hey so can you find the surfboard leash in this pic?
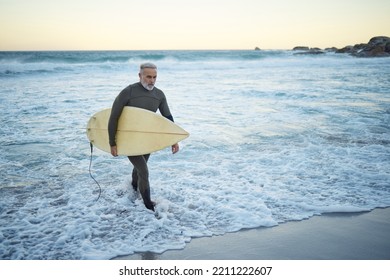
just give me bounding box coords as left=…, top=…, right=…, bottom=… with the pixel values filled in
left=89, top=142, right=102, bottom=202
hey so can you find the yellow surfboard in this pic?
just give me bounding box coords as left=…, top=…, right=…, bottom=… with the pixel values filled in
left=86, top=107, right=189, bottom=156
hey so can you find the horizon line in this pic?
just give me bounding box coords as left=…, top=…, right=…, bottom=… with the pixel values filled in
left=0, top=48, right=288, bottom=52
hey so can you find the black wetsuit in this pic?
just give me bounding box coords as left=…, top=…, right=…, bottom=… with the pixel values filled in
left=108, top=82, right=174, bottom=211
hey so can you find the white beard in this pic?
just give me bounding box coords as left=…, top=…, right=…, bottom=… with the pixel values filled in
left=141, top=81, right=154, bottom=91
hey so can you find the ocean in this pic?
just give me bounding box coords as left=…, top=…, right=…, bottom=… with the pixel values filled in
left=0, top=50, right=389, bottom=259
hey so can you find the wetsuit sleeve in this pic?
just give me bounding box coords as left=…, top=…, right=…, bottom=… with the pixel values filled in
left=165, top=114, right=174, bottom=122
left=159, top=94, right=174, bottom=122
left=108, top=89, right=129, bottom=146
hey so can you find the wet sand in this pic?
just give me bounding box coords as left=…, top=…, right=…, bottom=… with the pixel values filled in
left=115, top=207, right=390, bottom=260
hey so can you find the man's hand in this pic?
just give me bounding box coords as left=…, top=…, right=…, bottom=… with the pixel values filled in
left=111, top=146, right=118, bottom=157
left=172, top=143, right=179, bottom=154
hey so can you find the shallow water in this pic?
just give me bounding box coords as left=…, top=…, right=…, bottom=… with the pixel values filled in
left=1, top=50, right=389, bottom=259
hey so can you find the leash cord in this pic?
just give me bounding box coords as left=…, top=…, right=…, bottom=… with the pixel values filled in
left=89, top=142, right=102, bottom=202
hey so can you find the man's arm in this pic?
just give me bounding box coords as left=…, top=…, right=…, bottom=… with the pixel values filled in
left=108, top=89, right=129, bottom=155
left=158, top=94, right=179, bottom=154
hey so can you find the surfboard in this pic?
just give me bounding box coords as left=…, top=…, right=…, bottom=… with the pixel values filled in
left=86, top=107, right=189, bottom=156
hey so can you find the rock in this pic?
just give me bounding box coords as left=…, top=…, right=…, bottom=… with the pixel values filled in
left=368, top=46, right=385, bottom=56
left=334, top=36, right=390, bottom=57
left=368, top=36, right=390, bottom=46
left=254, top=47, right=261, bottom=51
left=355, top=36, right=390, bottom=57
left=293, top=47, right=324, bottom=55
left=325, top=47, right=338, bottom=52
left=336, top=45, right=354, bottom=53
left=294, top=50, right=325, bottom=55
left=385, top=42, right=390, bottom=53
left=292, top=36, right=390, bottom=57
left=293, top=46, right=310, bottom=51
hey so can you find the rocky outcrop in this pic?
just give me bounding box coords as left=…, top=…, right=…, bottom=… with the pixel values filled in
left=293, top=47, right=324, bottom=55
left=292, top=36, right=390, bottom=57
left=293, top=46, right=310, bottom=51
left=337, top=36, right=390, bottom=57
left=294, top=50, right=325, bottom=55
left=324, top=47, right=338, bottom=52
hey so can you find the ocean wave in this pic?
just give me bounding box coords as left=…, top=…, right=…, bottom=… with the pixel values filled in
left=0, top=50, right=280, bottom=77
left=0, top=51, right=132, bottom=64
left=0, top=68, right=56, bottom=77
left=0, top=49, right=312, bottom=66
left=0, top=50, right=368, bottom=78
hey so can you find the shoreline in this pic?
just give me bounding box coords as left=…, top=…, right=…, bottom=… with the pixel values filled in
left=114, top=207, right=390, bottom=260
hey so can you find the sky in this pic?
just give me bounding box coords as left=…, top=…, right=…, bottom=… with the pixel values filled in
left=1, top=0, right=389, bottom=51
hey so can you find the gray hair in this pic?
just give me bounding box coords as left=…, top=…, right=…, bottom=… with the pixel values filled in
left=140, top=62, right=157, bottom=73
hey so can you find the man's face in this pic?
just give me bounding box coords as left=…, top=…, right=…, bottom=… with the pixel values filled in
left=139, top=68, right=157, bottom=91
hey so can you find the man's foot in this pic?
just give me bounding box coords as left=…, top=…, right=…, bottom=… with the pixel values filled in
left=144, top=200, right=156, bottom=212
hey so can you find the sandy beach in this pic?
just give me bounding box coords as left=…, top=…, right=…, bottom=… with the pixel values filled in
left=115, top=207, right=390, bottom=260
